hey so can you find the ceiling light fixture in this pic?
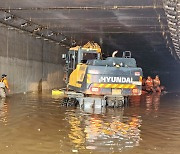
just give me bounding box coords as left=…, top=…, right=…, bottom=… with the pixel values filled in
left=21, top=22, right=28, bottom=27
left=4, top=15, right=13, bottom=21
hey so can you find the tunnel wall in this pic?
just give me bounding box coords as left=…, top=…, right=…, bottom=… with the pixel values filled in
left=0, top=24, right=66, bottom=94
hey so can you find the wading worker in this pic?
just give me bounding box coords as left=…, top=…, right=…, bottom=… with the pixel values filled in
left=145, top=76, right=155, bottom=93
left=153, top=75, right=161, bottom=92
left=0, top=74, right=10, bottom=98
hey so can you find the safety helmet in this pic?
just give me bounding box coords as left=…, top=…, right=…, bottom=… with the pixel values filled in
left=2, top=74, right=7, bottom=78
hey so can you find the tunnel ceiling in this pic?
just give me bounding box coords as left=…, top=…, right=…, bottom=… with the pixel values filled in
left=0, top=0, right=180, bottom=67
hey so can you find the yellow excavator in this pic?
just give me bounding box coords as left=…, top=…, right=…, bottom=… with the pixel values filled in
left=61, top=41, right=143, bottom=107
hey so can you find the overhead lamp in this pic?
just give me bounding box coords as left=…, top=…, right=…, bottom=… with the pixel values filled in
left=21, top=22, right=28, bottom=27
left=4, top=15, right=13, bottom=21
left=167, top=14, right=176, bottom=19
left=168, top=20, right=176, bottom=26
left=170, top=32, right=177, bottom=37
left=33, top=27, right=41, bottom=32
left=61, top=38, right=67, bottom=42
left=165, top=5, right=174, bottom=11
left=169, top=27, right=176, bottom=31
left=173, top=42, right=179, bottom=47
left=172, top=38, right=178, bottom=41
left=47, top=32, right=53, bottom=37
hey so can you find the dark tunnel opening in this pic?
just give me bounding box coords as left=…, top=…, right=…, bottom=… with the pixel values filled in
left=83, top=33, right=180, bottom=92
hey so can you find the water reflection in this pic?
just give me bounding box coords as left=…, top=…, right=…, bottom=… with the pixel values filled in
left=0, top=91, right=179, bottom=153
left=66, top=108, right=142, bottom=152
left=145, top=93, right=161, bottom=114
left=0, top=98, right=8, bottom=125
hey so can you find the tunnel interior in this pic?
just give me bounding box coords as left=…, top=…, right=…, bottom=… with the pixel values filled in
left=0, top=0, right=180, bottom=92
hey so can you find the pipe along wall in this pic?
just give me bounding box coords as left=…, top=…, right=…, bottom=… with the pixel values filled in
left=0, top=24, right=66, bottom=94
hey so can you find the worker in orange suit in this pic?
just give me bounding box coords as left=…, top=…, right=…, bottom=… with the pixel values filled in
left=145, top=76, right=155, bottom=93
left=153, top=75, right=161, bottom=93
left=0, top=74, right=10, bottom=98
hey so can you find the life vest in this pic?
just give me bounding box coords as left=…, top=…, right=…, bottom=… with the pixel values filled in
left=146, top=79, right=153, bottom=87
left=0, top=79, right=5, bottom=88
left=0, top=78, right=9, bottom=89
left=153, top=78, right=160, bottom=87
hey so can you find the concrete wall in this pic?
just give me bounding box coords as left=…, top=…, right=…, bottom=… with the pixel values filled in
left=0, top=24, right=67, bottom=94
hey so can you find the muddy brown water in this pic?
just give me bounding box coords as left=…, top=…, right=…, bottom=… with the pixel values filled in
left=0, top=91, right=180, bottom=154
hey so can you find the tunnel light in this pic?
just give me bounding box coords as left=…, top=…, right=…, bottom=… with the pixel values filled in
left=170, top=32, right=178, bottom=37
left=165, top=5, right=175, bottom=11
left=172, top=38, right=178, bottom=43
left=168, top=20, right=176, bottom=26
left=174, top=43, right=180, bottom=47
left=174, top=46, right=180, bottom=50
left=47, top=32, right=53, bottom=37
left=173, top=42, right=179, bottom=47
left=61, top=38, right=67, bottom=42
left=169, top=27, right=177, bottom=31
left=175, top=47, right=179, bottom=51
left=168, top=19, right=177, bottom=24
left=4, top=15, right=13, bottom=21
left=21, top=22, right=28, bottom=27
left=33, top=27, right=41, bottom=32
left=174, top=49, right=180, bottom=53
left=44, top=38, right=48, bottom=41
left=167, top=14, right=176, bottom=19
left=169, top=24, right=177, bottom=29
left=175, top=51, right=180, bottom=55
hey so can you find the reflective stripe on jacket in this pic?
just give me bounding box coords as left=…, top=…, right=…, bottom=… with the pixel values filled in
left=0, top=78, right=9, bottom=89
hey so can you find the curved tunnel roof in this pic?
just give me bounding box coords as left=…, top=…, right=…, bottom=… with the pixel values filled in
left=0, top=0, right=179, bottom=66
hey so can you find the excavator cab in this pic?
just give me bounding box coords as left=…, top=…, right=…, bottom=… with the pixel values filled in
left=62, top=42, right=101, bottom=83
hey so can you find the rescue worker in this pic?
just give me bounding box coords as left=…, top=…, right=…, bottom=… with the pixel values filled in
left=0, top=74, right=10, bottom=98
left=153, top=75, right=161, bottom=93
left=145, top=76, right=155, bottom=93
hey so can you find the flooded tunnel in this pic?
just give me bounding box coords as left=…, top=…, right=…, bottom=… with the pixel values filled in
left=0, top=0, right=180, bottom=154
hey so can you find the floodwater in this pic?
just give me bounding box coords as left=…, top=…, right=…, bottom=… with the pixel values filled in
left=0, top=91, right=180, bottom=154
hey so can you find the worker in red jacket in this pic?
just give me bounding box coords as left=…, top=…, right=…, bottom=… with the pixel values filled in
left=153, top=75, right=161, bottom=92
left=145, top=76, right=155, bottom=93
